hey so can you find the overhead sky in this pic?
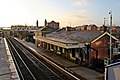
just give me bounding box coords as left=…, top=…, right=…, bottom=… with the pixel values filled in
left=0, top=0, right=120, bottom=28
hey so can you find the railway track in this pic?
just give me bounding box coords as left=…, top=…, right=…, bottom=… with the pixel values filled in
left=6, top=37, right=81, bottom=80
left=6, top=37, right=62, bottom=80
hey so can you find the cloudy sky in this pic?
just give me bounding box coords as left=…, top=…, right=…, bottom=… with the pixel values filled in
left=0, top=0, right=120, bottom=28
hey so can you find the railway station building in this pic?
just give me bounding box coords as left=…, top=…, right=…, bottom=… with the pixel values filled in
left=34, top=28, right=118, bottom=70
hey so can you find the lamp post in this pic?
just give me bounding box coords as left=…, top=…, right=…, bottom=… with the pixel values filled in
left=109, top=11, right=112, bottom=63
left=104, top=18, right=107, bottom=26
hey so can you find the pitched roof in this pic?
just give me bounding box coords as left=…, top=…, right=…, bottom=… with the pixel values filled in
left=46, top=30, right=104, bottom=43
left=91, top=32, right=118, bottom=43
left=46, top=30, right=119, bottom=43
left=40, top=26, right=57, bottom=32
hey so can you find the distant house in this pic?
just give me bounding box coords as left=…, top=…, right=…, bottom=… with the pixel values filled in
left=88, top=24, right=97, bottom=30
left=111, top=26, right=120, bottom=39
left=99, top=25, right=108, bottom=32
left=80, top=25, right=88, bottom=30
left=76, top=24, right=97, bottom=31
left=44, top=19, right=59, bottom=29
left=62, top=26, right=76, bottom=31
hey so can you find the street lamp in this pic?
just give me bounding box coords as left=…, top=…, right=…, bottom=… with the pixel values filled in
left=109, top=11, right=112, bottom=63
left=104, top=18, right=107, bottom=26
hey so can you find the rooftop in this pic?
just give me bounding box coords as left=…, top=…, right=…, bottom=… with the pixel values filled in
left=46, top=37, right=78, bottom=44
left=46, top=30, right=104, bottom=43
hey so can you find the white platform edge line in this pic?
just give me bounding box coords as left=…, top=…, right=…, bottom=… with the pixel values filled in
left=4, top=38, right=20, bottom=80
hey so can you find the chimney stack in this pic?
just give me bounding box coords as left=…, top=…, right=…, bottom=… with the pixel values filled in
left=44, top=19, right=47, bottom=27
left=36, top=20, right=39, bottom=28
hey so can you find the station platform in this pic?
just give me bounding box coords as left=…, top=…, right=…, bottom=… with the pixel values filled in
left=0, top=38, right=19, bottom=80
left=0, top=38, right=11, bottom=80
left=19, top=39, right=104, bottom=80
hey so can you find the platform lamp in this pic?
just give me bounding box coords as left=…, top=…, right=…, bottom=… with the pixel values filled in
left=104, top=18, right=108, bottom=26
left=109, top=11, right=112, bottom=63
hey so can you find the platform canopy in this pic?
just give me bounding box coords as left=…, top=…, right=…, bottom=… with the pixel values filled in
left=37, top=37, right=85, bottom=49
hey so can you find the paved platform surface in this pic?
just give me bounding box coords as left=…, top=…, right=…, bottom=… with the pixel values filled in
left=20, top=40, right=104, bottom=80
left=0, top=38, right=11, bottom=80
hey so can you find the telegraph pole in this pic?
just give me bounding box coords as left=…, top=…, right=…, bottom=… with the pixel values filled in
left=109, top=11, right=112, bottom=63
